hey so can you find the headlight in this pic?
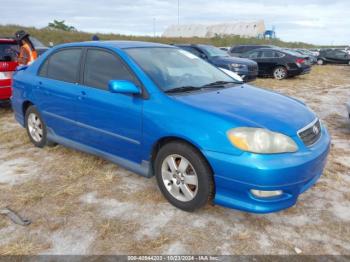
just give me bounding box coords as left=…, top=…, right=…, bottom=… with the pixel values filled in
left=227, top=127, right=298, bottom=154
left=230, top=63, right=247, bottom=70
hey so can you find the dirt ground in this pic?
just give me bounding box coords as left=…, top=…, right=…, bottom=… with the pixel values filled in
left=0, top=65, right=349, bottom=255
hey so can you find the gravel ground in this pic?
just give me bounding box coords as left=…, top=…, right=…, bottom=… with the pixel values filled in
left=0, top=65, right=349, bottom=255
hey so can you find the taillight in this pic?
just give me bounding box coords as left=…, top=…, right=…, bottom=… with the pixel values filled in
left=296, top=58, right=305, bottom=65
left=0, top=71, right=13, bottom=80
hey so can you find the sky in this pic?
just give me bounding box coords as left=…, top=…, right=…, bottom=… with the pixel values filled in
left=2, top=0, right=349, bottom=45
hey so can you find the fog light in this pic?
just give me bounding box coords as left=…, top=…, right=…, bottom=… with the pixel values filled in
left=251, top=189, right=283, bottom=198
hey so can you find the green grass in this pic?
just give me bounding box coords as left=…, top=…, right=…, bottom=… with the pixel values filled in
left=1, top=24, right=318, bottom=48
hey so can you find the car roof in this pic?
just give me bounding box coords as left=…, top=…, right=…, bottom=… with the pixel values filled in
left=57, top=40, right=172, bottom=50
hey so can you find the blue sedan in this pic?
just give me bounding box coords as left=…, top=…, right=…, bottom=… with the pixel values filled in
left=11, top=41, right=330, bottom=213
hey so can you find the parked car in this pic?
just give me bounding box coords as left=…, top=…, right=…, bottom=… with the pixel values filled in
left=12, top=41, right=330, bottom=213
left=229, top=45, right=276, bottom=57
left=175, top=44, right=258, bottom=82
left=0, top=37, right=19, bottom=103
left=29, top=36, right=49, bottom=56
left=219, top=47, right=229, bottom=52
left=241, top=48, right=311, bottom=80
left=317, top=49, right=350, bottom=65
left=293, top=49, right=317, bottom=64
left=309, top=49, right=320, bottom=57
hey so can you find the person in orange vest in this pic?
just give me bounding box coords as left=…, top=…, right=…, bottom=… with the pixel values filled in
left=15, top=30, right=38, bottom=65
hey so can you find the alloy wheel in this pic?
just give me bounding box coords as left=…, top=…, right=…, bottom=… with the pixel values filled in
left=161, top=154, right=198, bottom=202
left=27, top=113, right=43, bottom=143
left=274, top=68, right=286, bottom=80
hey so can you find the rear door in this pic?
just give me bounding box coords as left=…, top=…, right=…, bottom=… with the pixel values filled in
left=34, top=47, right=83, bottom=140
left=74, top=47, right=143, bottom=163
left=257, top=50, right=277, bottom=75
left=331, top=50, right=349, bottom=64
left=245, top=50, right=262, bottom=74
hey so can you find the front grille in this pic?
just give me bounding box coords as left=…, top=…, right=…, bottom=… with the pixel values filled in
left=298, top=119, right=321, bottom=146
left=247, top=64, right=258, bottom=73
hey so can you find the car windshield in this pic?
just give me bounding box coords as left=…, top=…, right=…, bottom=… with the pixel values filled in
left=125, top=47, right=239, bottom=92
left=199, top=45, right=228, bottom=57
left=29, top=37, right=47, bottom=48
left=0, top=42, right=19, bottom=62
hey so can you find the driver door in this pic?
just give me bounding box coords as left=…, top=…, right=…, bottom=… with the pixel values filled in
left=74, top=48, right=143, bottom=163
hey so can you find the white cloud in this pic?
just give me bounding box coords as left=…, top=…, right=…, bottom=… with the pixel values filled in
left=1, top=0, right=349, bottom=45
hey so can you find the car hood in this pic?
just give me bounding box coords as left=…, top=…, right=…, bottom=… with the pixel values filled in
left=211, top=56, right=257, bottom=66
left=172, top=84, right=316, bottom=136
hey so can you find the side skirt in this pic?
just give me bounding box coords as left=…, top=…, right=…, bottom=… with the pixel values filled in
left=47, top=129, right=152, bottom=178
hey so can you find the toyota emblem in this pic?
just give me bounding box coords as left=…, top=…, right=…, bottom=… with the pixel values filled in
left=312, top=125, right=319, bottom=135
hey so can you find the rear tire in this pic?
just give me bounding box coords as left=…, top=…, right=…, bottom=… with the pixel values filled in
left=25, top=106, right=55, bottom=148
left=273, top=66, right=287, bottom=80
left=154, top=141, right=214, bottom=212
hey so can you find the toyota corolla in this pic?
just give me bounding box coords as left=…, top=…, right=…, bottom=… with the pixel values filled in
left=11, top=41, right=330, bottom=213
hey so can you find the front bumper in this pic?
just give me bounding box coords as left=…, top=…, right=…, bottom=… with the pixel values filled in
left=203, top=127, right=330, bottom=213
left=234, top=69, right=258, bottom=82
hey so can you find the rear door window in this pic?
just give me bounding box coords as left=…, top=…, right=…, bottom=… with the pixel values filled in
left=83, top=49, right=137, bottom=90
left=0, top=42, right=19, bottom=62
left=45, top=48, right=82, bottom=83
left=231, top=46, right=244, bottom=53
left=333, top=50, right=347, bottom=59
left=261, top=50, right=275, bottom=58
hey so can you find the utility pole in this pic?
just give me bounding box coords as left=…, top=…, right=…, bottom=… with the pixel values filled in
left=153, top=18, right=156, bottom=37
left=177, top=0, right=180, bottom=25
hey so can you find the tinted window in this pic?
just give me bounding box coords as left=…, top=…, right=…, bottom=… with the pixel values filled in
left=39, top=59, right=48, bottom=77
left=333, top=50, right=347, bottom=59
left=261, top=50, right=275, bottom=58
left=275, top=52, right=285, bottom=58
left=247, top=51, right=259, bottom=59
left=0, top=42, right=19, bottom=62
left=231, top=46, right=244, bottom=53
left=83, top=49, right=136, bottom=90
left=179, top=46, right=203, bottom=57
left=47, top=48, right=82, bottom=83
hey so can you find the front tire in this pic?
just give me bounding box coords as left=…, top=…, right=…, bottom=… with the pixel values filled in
left=155, top=142, right=214, bottom=212
left=25, top=106, right=49, bottom=148
left=317, top=59, right=324, bottom=65
left=273, top=66, right=287, bottom=80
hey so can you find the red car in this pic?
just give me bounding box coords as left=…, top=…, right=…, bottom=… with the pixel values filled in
left=0, top=38, right=19, bottom=103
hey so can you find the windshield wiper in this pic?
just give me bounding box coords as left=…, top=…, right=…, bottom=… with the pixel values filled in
left=201, top=81, right=237, bottom=88
left=165, top=86, right=201, bottom=93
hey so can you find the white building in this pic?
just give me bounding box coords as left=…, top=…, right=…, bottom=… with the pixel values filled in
left=163, top=20, right=266, bottom=38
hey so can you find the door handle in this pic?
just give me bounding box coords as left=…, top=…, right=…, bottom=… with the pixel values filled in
left=36, top=81, right=42, bottom=89
left=78, top=91, right=86, bottom=100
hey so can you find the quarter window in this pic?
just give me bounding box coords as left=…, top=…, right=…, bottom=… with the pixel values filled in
left=83, top=49, right=137, bottom=90
left=45, top=48, right=82, bottom=83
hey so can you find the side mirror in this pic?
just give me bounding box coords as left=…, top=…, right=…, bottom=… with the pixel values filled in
left=108, top=80, right=141, bottom=95
left=200, top=53, right=208, bottom=60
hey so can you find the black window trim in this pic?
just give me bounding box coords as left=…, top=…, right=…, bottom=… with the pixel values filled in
left=37, top=47, right=84, bottom=84
left=80, top=46, right=149, bottom=99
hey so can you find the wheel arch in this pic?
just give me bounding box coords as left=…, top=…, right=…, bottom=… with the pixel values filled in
left=22, top=100, right=34, bottom=117
left=150, top=136, right=214, bottom=177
